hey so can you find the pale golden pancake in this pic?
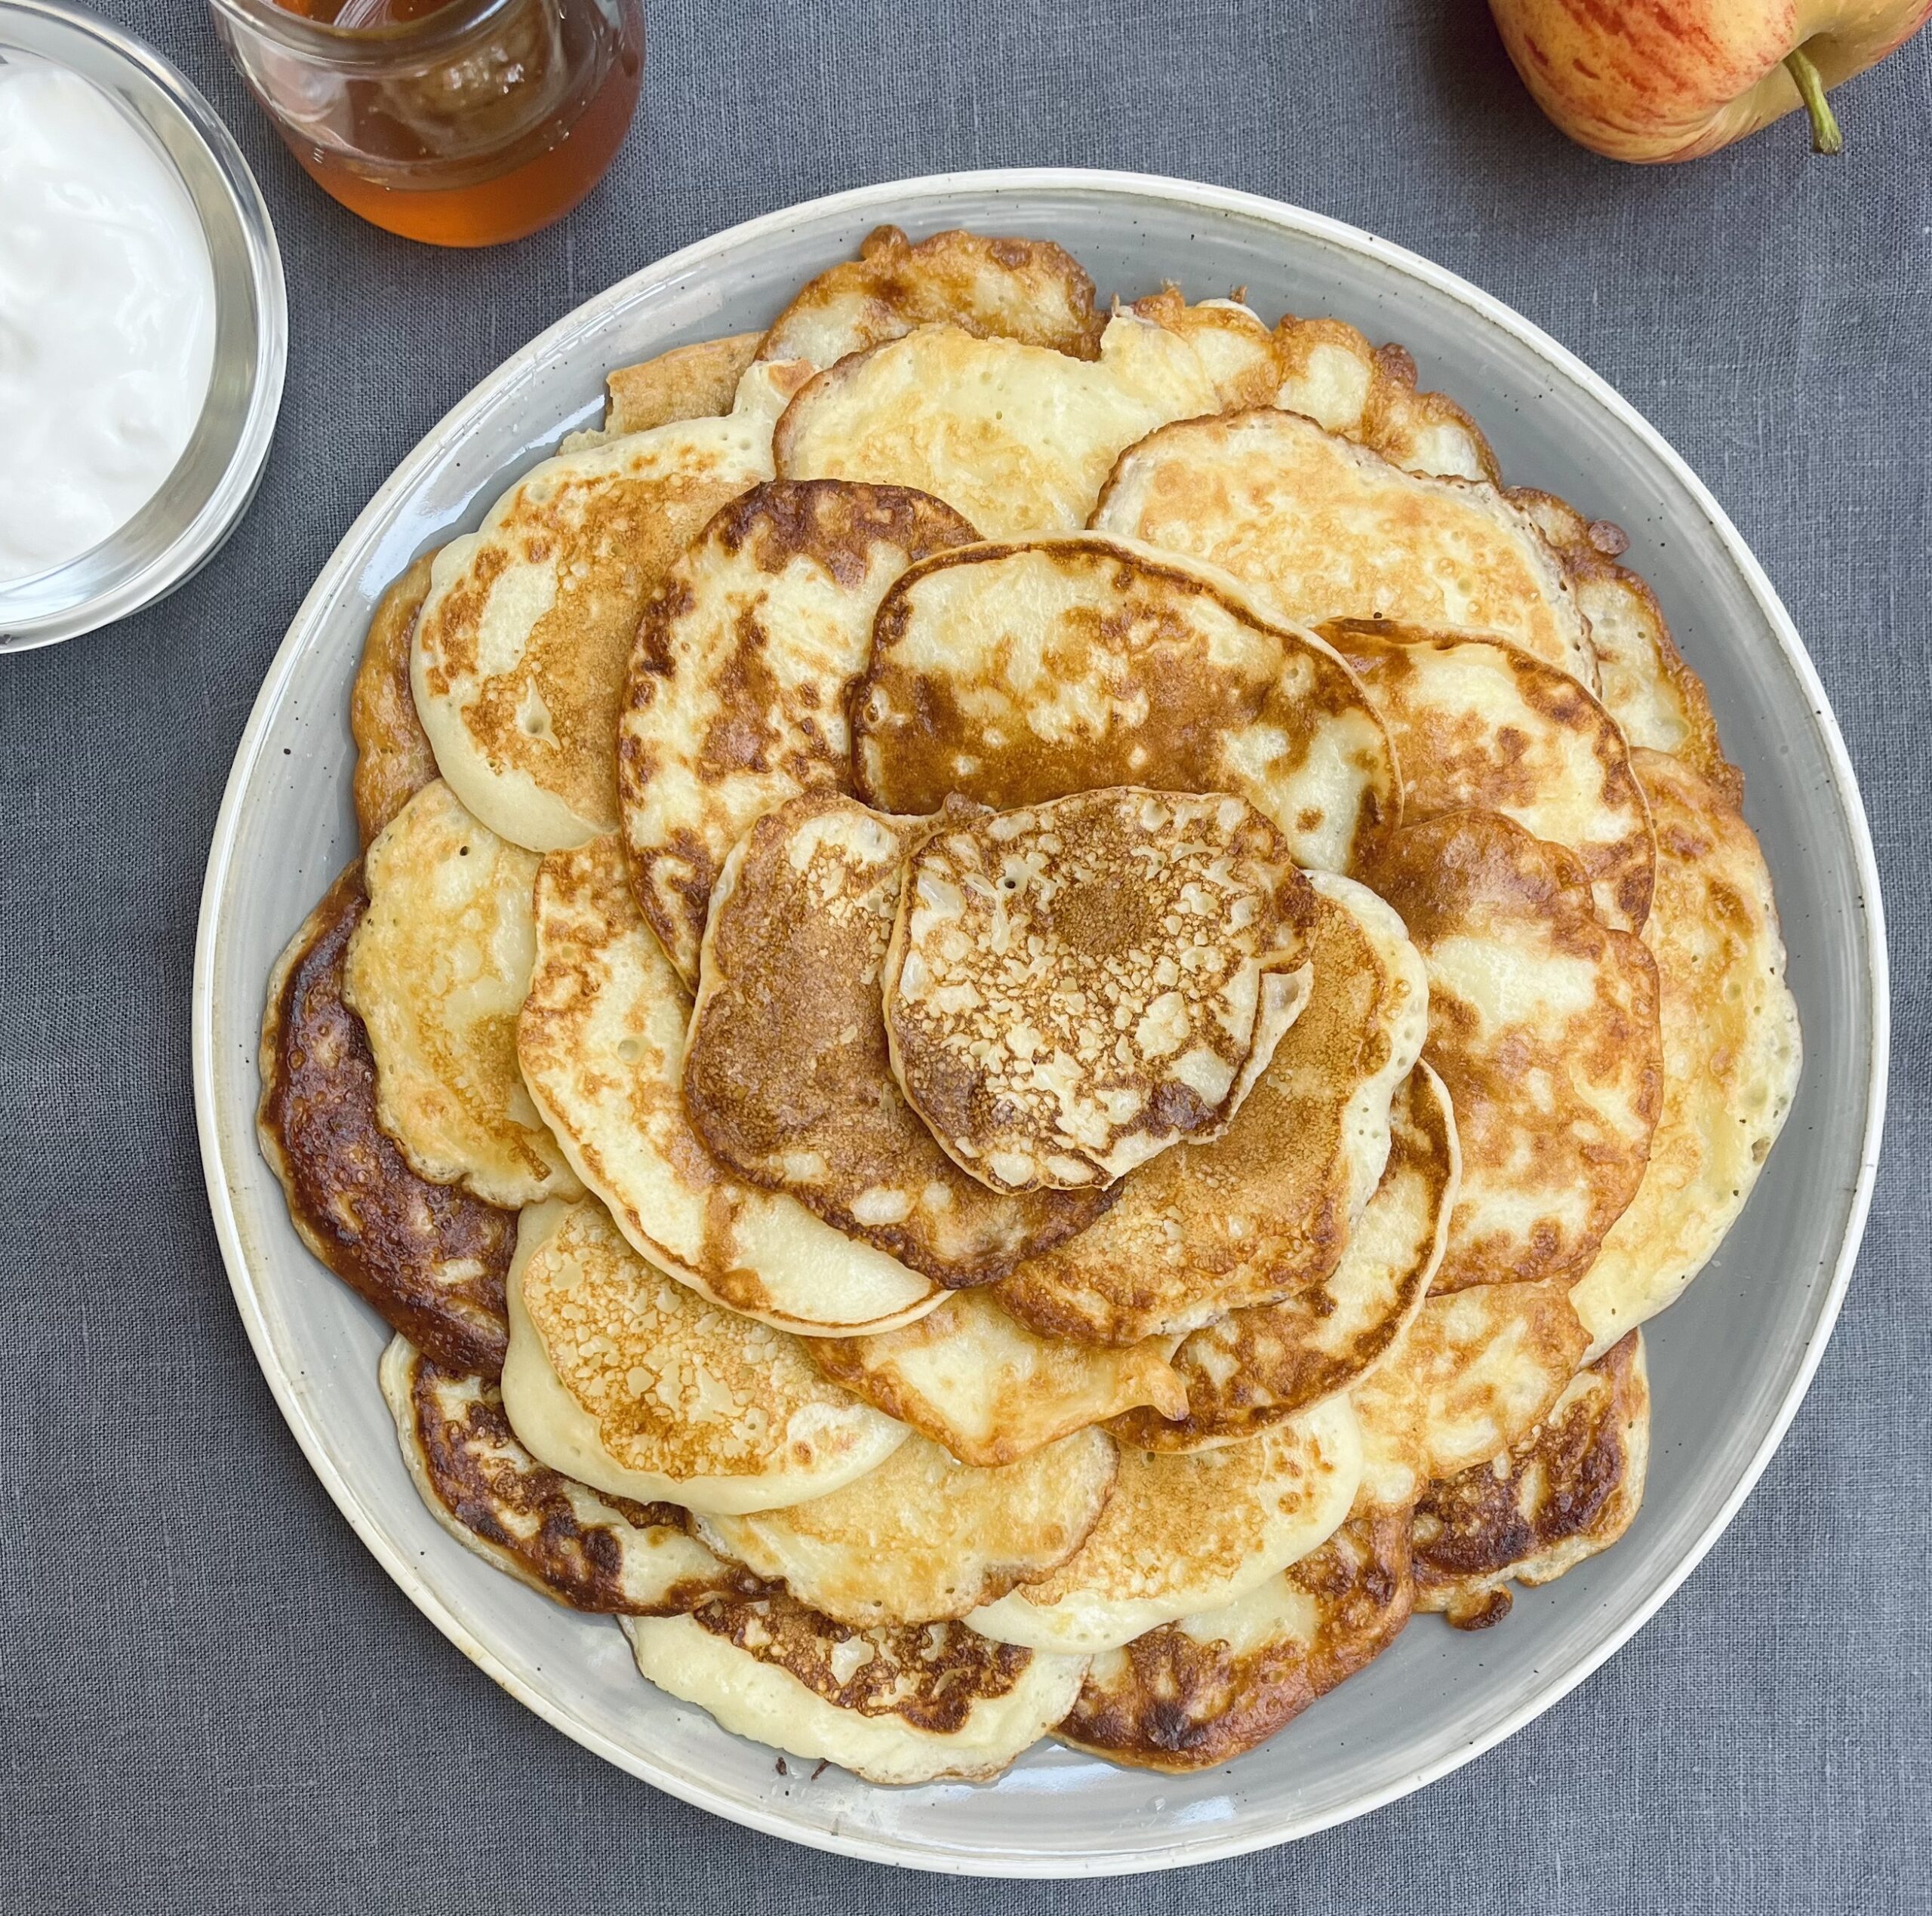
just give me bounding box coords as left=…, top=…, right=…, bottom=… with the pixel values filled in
left=884, top=788, right=1318, bottom=1192
left=1055, top=1508, right=1414, bottom=1770
left=349, top=555, right=439, bottom=847
left=1091, top=407, right=1595, bottom=687
left=1414, top=1330, right=1649, bottom=1628
left=683, top=794, right=1110, bottom=1282
left=1349, top=1278, right=1589, bottom=1514
left=379, top=1335, right=747, bottom=1613
left=345, top=781, right=580, bottom=1210
left=695, top=1427, right=1118, bottom=1626
left=411, top=358, right=811, bottom=853
left=602, top=332, right=764, bottom=437
left=622, top=1597, right=1086, bottom=1785
left=1111, top=1061, right=1457, bottom=1452
left=811, top=1289, right=1185, bottom=1468
left=616, top=478, right=977, bottom=986
left=1374, top=810, right=1663, bottom=1291
left=259, top=864, right=514, bottom=1376
left=995, top=871, right=1426, bottom=1346
left=1571, top=752, right=1801, bottom=1359
left=1327, top=620, right=1655, bottom=933
left=759, top=223, right=1105, bottom=367
left=516, top=835, right=941, bottom=1336
left=501, top=1199, right=908, bottom=1515
left=851, top=535, right=1400, bottom=875
left=773, top=314, right=1218, bottom=537
left=967, top=1398, right=1360, bottom=1653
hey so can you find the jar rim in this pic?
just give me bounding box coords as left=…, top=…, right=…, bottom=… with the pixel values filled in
left=204, top=0, right=531, bottom=63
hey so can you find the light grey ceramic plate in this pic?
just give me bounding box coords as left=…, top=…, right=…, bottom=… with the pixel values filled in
left=193, top=170, right=1887, bottom=1878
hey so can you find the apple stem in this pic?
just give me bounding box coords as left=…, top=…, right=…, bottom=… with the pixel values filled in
left=1785, top=49, right=1843, bottom=155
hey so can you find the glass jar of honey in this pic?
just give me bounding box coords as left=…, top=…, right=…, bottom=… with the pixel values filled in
left=208, top=0, right=642, bottom=246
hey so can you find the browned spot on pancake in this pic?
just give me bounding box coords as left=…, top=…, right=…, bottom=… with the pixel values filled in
left=349, top=555, right=440, bottom=847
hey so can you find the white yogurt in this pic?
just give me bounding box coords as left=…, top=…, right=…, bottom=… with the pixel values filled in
left=0, top=59, right=217, bottom=586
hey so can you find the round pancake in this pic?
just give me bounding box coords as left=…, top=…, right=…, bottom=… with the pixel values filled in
left=258, top=863, right=514, bottom=1376
left=617, top=479, right=979, bottom=986
left=694, top=1427, right=1118, bottom=1627
left=1349, top=1278, right=1590, bottom=1515
left=683, top=793, right=1111, bottom=1283
left=1054, top=1508, right=1414, bottom=1771
left=1110, top=1061, right=1457, bottom=1452
left=811, top=1288, right=1186, bottom=1468
left=773, top=314, right=1220, bottom=538
left=411, top=358, right=811, bottom=854
left=1326, top=620, right=1656, bottom=933
left=995, top=870, right=1427, bottom=1346
left=759, top=223, right=1106, bottom=367
left=1374, top=810, right=1663, bottom=1291
left=966, top=1397, right=1361, bottom=1654
left=344, top=780, right=581, bottom=1210
left=884, top=788, right=1319, bottom=1192
left=349, top=554, right=439, bottom=848
left=378, top=1335, right=748, bottom=1613
left=1570, top=752, right=1801, bottom=1360
left=621, top=1596, right=1086, bottom=1785
left=1090, top=407, right=1595, bottom=688
left=851, top=534, right=1400, bottom=875
left=1414, top=1329, right=1649, bottom=1629
left=500, top=1199, right=909, bottom=1515
left=515, top=834, right=942, bottom=1337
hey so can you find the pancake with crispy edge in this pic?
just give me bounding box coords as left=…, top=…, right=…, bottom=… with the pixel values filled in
left=350, top=555, right=439, bottom=847
left=259, top=863, right=514, bottom=1376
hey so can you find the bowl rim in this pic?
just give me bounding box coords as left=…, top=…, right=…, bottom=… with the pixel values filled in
left=191, top=166, right=1890, bottom=1878
left=0, top=0, right=288, bottom=651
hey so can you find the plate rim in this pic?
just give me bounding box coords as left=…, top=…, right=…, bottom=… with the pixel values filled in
left=192, top=165, right=1890, bottom=1878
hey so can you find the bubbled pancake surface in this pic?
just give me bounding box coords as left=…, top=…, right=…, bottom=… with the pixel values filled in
left=345, top=781, right=580, bottom=1210
left=773, top=315, right=1218, bottom=538
left=995, top=870, right=1426, bottom=1346
left=1327, top=620, right=1656, bottom=932
left=884, top=788, right=1318, bottom=1192
left=515, top=834, right=941, bottom=1336
left=851, top=535, right=1399, bottom=874
left=695, top=1427, right=1118, bottom=1627
left=349, top=554, right=439, bottom=847
left=811, top=1288, right=1185, bottom=1469
left=258, top=863, right=514, bottom=1376
left=1570, top=752, right=1800, bottom=1358
left=501, top=1200, right=908, bottom=1515
left=1374, top=810, right=1663, bottom=1292
left=1091, top=407, right=1595, bottom=687
left=683, top=794, right=1111, bottom=1283
left=617, top=479, right=978, bottom=985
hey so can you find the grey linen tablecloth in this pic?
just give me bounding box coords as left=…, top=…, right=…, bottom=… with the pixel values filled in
left=3, top=2, right=1927, bottom=1908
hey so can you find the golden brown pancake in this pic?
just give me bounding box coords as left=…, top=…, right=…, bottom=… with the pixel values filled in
left=622, top=1595, right=1085, bottom=1785
left=1111, top=1061, right=1457, bottom=1452
left=811, top=1289, right=1185, bottom=1468
left=884, top=788, right=1319, bottom=1192
left=995, top=872, right=1426, bottom=1346
left=349, top=555, right=439, bottom=848
left=1054, top=1509, right=1414, bottom=1771
left=683, top=794, right=1111, bottom=1283
left=759, top=223, right=1106, bottom=367
left=258, top=864, right=514, bottom=1376
left=1327, top=620, right=1656, bottom=933
left=1570, top=752, right=1801, bottom=1358
left=602, top=332, right=764, bottom=437
left=1090, top=407, right=1595, bottom=687
left=616, top=478, right=977, bottom=985
left=1414, top=1330, right=1649, bottom=1629
left=379, top=1335, right=752, bottom=1613
left=1374, top=810, right=1663, bottom=1291
left=851, top=535, right=1400, bottom=875
left=695, top=1427, right=1118, bottom=1627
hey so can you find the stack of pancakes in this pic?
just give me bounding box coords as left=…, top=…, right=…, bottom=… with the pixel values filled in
left=265, top=223, right=1801, bottom=1785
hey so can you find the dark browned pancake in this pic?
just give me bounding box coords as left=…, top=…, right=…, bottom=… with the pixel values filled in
left=258, top=863, right=515, bottom=1373
left=1054, top=1510, right=1414, bottom=1770
left=349, top=555, right=438, bottom=848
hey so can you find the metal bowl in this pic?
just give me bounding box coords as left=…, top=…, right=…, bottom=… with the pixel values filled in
left=0, top=1, right=286, bottom=652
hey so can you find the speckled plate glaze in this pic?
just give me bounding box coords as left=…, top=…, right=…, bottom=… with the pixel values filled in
left=194, top=171, right=1887, bottom=1878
